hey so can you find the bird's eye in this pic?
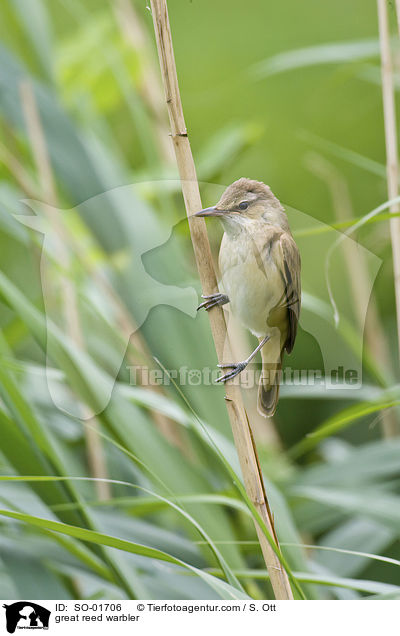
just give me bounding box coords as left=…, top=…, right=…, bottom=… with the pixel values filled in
left=238, top=201, right=248, bottom=211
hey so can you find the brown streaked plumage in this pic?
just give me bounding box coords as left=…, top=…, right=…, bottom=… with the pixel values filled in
left=195, top=178, right=301, bottom=417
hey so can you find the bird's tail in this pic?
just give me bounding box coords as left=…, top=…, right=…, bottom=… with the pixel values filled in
left=257, top=335, right=283, bottom=418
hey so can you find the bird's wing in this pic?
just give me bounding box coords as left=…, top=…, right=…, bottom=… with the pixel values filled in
left=276, top=232, right=301, bottom=353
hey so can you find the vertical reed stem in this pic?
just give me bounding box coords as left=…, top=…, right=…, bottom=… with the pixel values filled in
left=395, top=0, right=400, bottom=37
left=377, top=0, right=400, bottom=376
left=150, top=0, right=293, bottom=599
left=306, top=153, right=399, bottom=437
left=20, top=80, right=111, bottom=499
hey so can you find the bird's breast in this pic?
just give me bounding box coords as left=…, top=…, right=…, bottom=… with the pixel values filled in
left=219, top=230, right=284, bottom=337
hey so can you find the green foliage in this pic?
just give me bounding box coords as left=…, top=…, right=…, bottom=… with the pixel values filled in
left=0, top=0, right=398, bottom=601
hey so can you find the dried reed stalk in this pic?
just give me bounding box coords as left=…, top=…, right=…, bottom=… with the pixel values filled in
left=306, top=152, right=398, bottom=437
left=114, top=0, right=174, bottom=164
left=395, top=0, right=400, bottom=39
left=150, top=0, right=293, bottom=599
left=377, top=0, right=400, bottom=376
left=20, top=80, right=111, bottom=500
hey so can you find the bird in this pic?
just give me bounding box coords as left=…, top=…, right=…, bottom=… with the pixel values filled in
left=195, top=177, right=301, bottom=417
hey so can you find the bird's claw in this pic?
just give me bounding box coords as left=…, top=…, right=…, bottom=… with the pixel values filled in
left=215, top=361, right=247, bottom=383
left=196, top=293, right=229, bottom=312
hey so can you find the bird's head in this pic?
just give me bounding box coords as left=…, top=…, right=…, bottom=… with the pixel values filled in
left=194, top=178, right=286, bottom=232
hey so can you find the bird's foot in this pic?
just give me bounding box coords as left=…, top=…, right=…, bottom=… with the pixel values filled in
left=197, top=293, right=229, bottom=312
left=215, top=361, right=247, bottom=383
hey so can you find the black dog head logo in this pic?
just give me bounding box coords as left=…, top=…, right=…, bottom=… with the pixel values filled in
left=3, top=602, right=50, bottom=633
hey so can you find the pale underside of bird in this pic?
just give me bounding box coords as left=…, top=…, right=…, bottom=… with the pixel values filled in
left=196, top=177, right=301, bottom=417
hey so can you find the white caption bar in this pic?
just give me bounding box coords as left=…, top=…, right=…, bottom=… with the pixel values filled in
left=1, top=599, right=398, bottom=635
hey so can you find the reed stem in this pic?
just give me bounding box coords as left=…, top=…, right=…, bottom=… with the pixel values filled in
left=150, top=0, right=293, bottom=599
left=20, top=79, right=111, bottom=499
left=377, top=0, right=400, bottom=382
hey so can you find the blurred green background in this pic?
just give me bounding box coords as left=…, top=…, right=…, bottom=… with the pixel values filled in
left=0, top=0, right=399, bottom=600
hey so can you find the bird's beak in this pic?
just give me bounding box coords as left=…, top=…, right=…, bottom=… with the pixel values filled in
left=194, top=206, right=224, bottom=217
